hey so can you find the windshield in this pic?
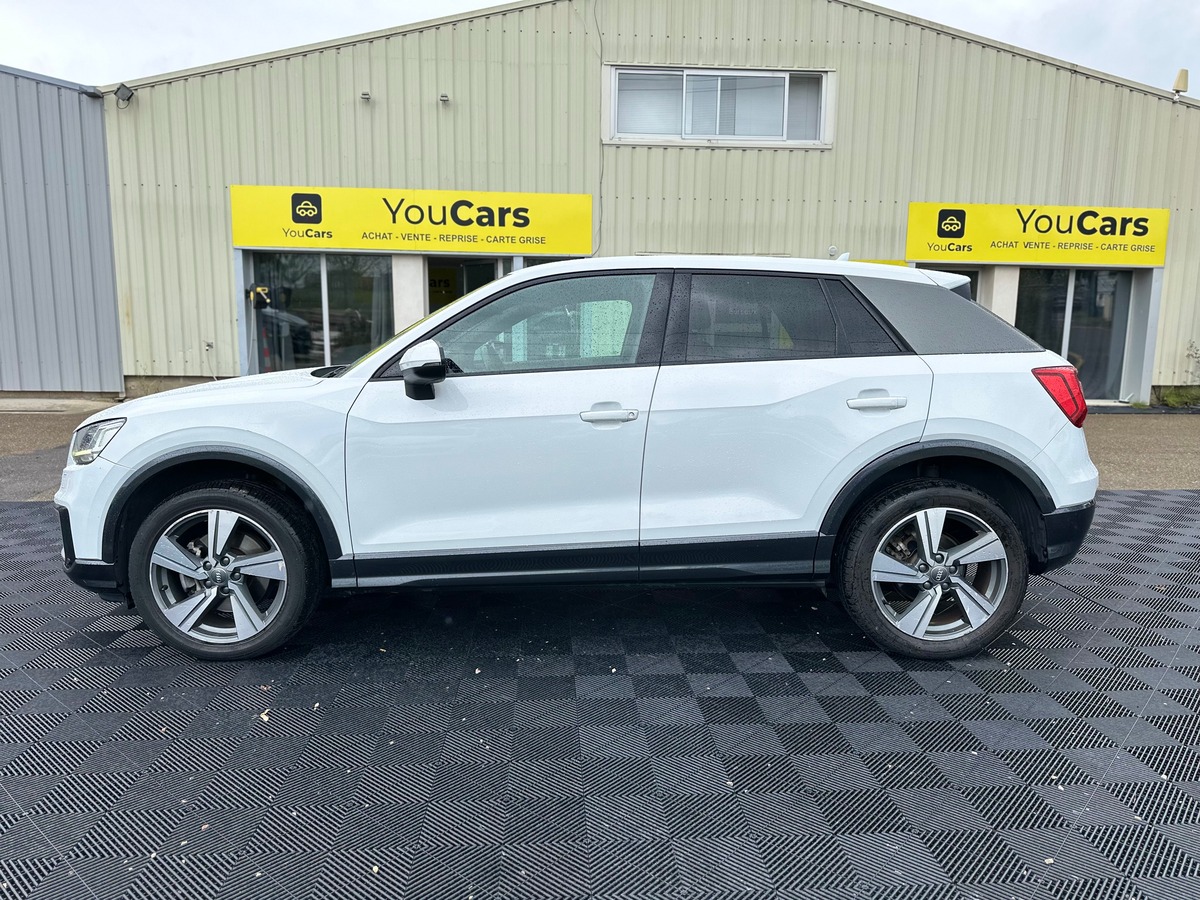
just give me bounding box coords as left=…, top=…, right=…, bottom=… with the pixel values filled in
left=336, top=280, right=500, bottom=375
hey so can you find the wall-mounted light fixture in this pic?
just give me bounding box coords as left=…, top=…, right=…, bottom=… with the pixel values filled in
left=360, top=90, right=371, bottom=101
left=114, top=83, right=135, bottom=108
left=439, top=93, right=450, bottom=104
left=1173, top=68, right=1189, bottom=102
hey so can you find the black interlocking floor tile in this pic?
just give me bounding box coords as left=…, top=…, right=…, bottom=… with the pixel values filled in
left=3, top=491, right=1200, bottom=897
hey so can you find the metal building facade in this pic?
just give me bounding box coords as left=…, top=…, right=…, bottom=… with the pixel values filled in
left=99, top=0, right=1200, bottom=386
left=0, top=66, right=123, bottom=393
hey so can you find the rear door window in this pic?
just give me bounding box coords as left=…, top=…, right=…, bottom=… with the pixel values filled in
left=686, top=274, right=837, bottom=362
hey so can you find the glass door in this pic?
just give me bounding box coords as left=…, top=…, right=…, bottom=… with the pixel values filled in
left=427, top=258, right=500, bottom=313
left=250, top=252, right=324, bottom=373
left=1068, top=270, right=1131, bottom=401
left=1014, top=268, right=1131, bottom=400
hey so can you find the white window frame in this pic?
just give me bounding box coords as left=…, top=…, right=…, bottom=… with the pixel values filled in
left=604, top=65, right=835, bottom=149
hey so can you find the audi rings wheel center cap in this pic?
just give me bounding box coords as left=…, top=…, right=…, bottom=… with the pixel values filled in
left=209, top=567, right=230, bottom=586
left=930, top=566, right=949, bottom=584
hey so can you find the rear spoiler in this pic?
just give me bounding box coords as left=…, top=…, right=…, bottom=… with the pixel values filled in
left=921, top=269, right=973, bottom=301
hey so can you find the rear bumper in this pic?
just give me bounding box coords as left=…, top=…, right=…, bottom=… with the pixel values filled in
left=58, top=505, right=126, bottom=601
left=1035, top=500, right=1095, bottom=573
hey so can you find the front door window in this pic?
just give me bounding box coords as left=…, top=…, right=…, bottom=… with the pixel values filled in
left=432, top=274, right=657, bottom=375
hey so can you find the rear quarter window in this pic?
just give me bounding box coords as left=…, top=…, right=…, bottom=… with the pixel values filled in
left=848, top=276, right=1042, bottom=354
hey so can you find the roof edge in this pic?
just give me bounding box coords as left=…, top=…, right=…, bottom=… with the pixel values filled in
left=96, top=0, right=560, bottom=90
left=835, top=0, right=1199, bottom=108
left=92, top=0, right=1199, bottom=111
left=0, top=63, right=101, bottom=96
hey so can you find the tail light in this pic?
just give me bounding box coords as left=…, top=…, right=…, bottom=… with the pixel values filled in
left=1033, top=366, right=1087, bottom=427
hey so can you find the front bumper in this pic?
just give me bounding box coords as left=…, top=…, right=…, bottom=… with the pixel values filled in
left=58, top=505, right=126, bottom=601
left=1035, top=499, right=1095, bottom=573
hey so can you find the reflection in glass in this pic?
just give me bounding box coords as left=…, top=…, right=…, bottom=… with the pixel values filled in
left=1069, top=270, right=1131, bottom=400
left=435, top=274, right=656, bottom=375
left=327, top=255, right=394, bottom=365
left=427, top=258, right=497, bottom=312
left=1015, top=269, right=1069, bottom=354
left=251, top=252, right=323, bottom=372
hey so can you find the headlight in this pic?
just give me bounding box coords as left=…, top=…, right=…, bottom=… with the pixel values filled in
left=69, top=419, right=126, bottom=465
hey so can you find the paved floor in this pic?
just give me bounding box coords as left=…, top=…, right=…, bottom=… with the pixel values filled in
left=2, top=491, right=1200, bottom=899
left=0, top=413, right=95, bottom=503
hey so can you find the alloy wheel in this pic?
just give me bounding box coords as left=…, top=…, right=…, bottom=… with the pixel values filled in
left=147, top=508, right=288, bottom=644
left=869, top=506, right=1009, bottom=642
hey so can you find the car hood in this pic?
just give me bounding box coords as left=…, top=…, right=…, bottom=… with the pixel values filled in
left=82, top=370, right=327, bottom=426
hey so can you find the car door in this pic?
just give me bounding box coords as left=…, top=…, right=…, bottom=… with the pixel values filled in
left=638, top=271, right=933, bottom=578
left=345, top=270, right=670, bottom=584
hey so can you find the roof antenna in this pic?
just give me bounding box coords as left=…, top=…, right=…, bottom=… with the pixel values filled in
left=1173, top=68, right=1189, bottom=102
left=837, top=252, right=851, bottom=261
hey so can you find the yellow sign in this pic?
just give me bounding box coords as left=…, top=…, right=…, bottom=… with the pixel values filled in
left=906, top=202, right=1169, bottom=267
left=230, top=185, right=593, bottom=255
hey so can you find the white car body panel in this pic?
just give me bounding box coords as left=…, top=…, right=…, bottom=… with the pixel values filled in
left=55, top=456, right=129, bottom=561
left=640, top=357, right=934, bottom=541
left=56, top=370, right=361, bottom=559
left=346, top=367, right=659, bottom=555
left=920, top=350, right=1099, bottom=507
left=1033, top=420, right=1101, bottom=508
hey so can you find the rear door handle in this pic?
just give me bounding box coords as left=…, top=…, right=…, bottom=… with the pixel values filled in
left=846, top=396, right=907, bottom=410
left=580, top=409, right=639, bottom=423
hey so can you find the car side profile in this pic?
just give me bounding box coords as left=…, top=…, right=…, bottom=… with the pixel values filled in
left=56, top=256, right=1097, bottom=661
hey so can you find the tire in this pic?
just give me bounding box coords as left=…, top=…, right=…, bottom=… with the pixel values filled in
left=834, top=479, right=1028, bottom=659
left=127, top=481, right=322, bottom=660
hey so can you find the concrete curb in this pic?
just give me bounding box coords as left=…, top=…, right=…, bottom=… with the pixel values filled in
left=0, top=399, right=117, bottom=414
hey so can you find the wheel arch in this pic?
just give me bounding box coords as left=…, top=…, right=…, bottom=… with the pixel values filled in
left=103, top=448, right=346, bottom=590
left=819, top=441, right=1054, bottom=573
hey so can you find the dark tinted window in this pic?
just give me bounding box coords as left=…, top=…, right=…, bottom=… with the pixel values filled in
left=822, top=279, right=901, bottom=355
left=849, top=275, right=1042, bottom=355
left=687, top=274, right=836, bottom=362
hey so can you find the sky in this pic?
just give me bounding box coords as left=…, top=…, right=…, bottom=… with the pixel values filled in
left=1, top=0, right=1196, bottom=92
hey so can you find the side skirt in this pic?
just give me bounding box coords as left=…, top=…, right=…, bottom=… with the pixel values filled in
left=340, top=534, right=828, bottom=589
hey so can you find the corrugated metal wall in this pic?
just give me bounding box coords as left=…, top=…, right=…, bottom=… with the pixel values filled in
left=0, top=67, right=123, bottom=393
left=102, top=0, right=1200, bottom=383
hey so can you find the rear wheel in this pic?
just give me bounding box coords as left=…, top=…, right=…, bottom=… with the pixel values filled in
left=835, top=480, right=1028, bottom=659
left=127, top=482, right=321, bottom=660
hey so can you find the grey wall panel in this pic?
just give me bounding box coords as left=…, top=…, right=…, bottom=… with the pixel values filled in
left=0, top=67, right=122, bottom=392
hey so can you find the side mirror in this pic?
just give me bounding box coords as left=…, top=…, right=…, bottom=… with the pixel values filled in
left=398, top=339, right=447, bottom=400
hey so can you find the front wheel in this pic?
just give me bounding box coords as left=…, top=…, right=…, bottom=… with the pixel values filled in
left=834, top=480, right=1029, bottom=659
left=127, top=482, right=321, bottom=660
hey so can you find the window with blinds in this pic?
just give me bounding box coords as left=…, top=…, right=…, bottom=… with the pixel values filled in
left=613, top=68, right=827, bottom=143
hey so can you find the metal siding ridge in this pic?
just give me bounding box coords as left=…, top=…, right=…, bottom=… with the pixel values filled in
left=0, top=74, right=24, bottom=389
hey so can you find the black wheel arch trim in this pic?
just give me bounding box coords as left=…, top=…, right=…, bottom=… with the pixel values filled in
left=819, top=439, right=1057, bottom=537
left=100, top=447, right=345, bottom=565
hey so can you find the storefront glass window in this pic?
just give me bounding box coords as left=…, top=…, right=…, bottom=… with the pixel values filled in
left=327, top=255, right=394, bottom=365
left=252, top=252, right=396, bottom=371
left=250, top=252, right=324, bottom=372
left=1015, top=269, right=1068, bottom=355
left=1014, top=268, right=1131, bottom=400
left=1069, top=270, right=1131, bottom=400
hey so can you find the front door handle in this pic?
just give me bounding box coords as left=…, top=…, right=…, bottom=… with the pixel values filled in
left=580, top=409, right=639, bottom=423
left=846, top=396, right=907, bottom=410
